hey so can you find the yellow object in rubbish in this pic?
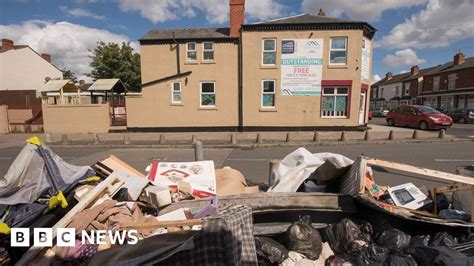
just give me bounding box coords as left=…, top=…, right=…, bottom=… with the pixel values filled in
left=81, top=176, right=101, bottom=183
left=0, top=223, right=10, bottom=234
left=26, top=136, right=42, bottom=146
left=49, top=191, right=68, bottom=209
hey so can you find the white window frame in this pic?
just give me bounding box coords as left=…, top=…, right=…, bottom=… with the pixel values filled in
left=404, top=82, right=410, bottom=96
left=261, top=38, right=276, bottom=66
left=202, top=42, right=214, bottom=61
left=321, top=87, right=349, bottom=118
left=171, top=82, right=182, bottom=104
left=329, top=37, right=348, bottom=65
left=186, top=42, right=197, bottom=61
left=433, top=76, right=440, bottom=91
left=448, top=74, right=456, bottom=90
left=261, top=80, right=276, bottom=108
left=199, top=81, right=216, bottom=108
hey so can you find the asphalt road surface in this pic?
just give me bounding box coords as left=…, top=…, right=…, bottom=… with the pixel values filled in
left=369, top=117, right=474, bottom=139
left=1, top=142, right=473, bottom=189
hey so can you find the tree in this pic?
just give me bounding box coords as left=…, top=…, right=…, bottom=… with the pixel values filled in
left=88, top=41, right=141, bottom=92
left=62, top=68, right=77, bottom=83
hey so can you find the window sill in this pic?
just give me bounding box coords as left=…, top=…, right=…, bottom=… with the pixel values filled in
left=327, top=65, right=348, bottom=69
left=201, top=60, right=215, bottom=64
left=260, top=65, right=278, bottom=69
left=171, top=103, right=184, bottom=106
left=198, top=107, right=218, bottom=110
left=321, top=116, right=348, bottom=119
left=259, top=107, right=277, bottom=112
left=185, top=61, right=199, bottom=65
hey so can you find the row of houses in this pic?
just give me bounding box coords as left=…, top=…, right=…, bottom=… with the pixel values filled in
left=371, top=52, right=474, bottom=111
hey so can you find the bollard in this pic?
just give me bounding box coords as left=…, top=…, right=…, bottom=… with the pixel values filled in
left=286, top=132, right=291, bottom=143
left=268, top=159, right=281, bottom=187
left=194, top=140, right=203, bottom=161
left=388, top=130, right=394, bottom=140
left=159, top=134, right=166, bottom=145
left=45, top=131, right=52, bottom=143
left=364, top=130, right=371, bottom=141
left=313, top=131, right=320, bottom=142
left=123, top=133, right=131, bottom=145
left=256, top=133, right=262, bottom=144
left=439, top=129, right=446, bottom=139
left=412, top=130, right=418, bottom=139
left=340, top=131, right=347, bottom=142
left=230, top=133, right=237, bottom=144
left=191, top=134, right=197, bottom=144
left=61, top=134, right=70, bottom=145
left=93, top=133, right=100, bottom=144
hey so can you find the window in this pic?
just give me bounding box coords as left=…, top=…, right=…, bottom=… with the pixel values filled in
left=202, top=42, right=214, bottom=61
left=433, top=76, right=440, bottom=91
left=404, top=83, right=410, bottom=96
left=321, top=87, right=349, bottom=117
left=440, top=96, right=453, bottom=110
left=395, top=86, right=400, bottom=96
left=262, top=39, right=276, bottom=65
left=261, top=80, right=275, bottom=108
left=380, top=88, right=384, bottom=97
left=171, top=82, right=182, bottom=104
left=448, top=74, right=456, bottom=90
left=329, top=37, right=347, bottom=65
left=200, top=82, right=215, bottom=107
left=186, top=42, right=197, bottom=61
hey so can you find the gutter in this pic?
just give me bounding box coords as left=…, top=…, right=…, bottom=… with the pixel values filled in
left=238, top=30, right=243, bottom=132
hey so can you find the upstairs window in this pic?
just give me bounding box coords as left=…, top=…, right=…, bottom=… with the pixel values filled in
left=186, top=42, right=197, bottom=61
left=262, top=39, right=276, bottom=65
left=203, top=42, right=214, bottom=61
left=404, top=83, right=411, bottom=96
left=433, top=76, right=440, bottom=91
left=330, top=37, right=347, bottom=65
left=321, top=87, right=349, bottom=118
left=171, top=82, right=182, bottom=104
left=448, top=74, right=456, bottom=90
left=380, top=88, right=384, bottom=97
left=395, top=86, right=400, bottom=96
left=261, top=80, right=275, bottom=108
left=200, top=82, right=216, bottom=107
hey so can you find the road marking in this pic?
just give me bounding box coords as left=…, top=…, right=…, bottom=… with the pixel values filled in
left=468, top=136, right=474, bottom=138
left=226, top=158, right=273, bottom=161
left=0, top=157, right=11, bottom=160
left=435, top=159, right=474, bottom=162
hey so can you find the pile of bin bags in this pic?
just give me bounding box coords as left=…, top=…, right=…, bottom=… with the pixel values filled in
left=0, top=137, right=94, bottom=230
left=256, top=215, right=474, bottom=265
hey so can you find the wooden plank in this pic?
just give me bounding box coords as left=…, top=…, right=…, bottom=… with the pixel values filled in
left=366, top=158, right=474, bottom=185
left=120, top=219, right=203, bottom=230
left=18, top=175, right=124, bottom=265
left=434, top=183, right=472, bottom=193
left=100, top=155, right=145, bottom=178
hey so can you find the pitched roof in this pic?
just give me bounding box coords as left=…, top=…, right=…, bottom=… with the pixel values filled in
left=39, top=80, right=79, bottom=93
left=424, top=56, right=474, bottom=75
left=372, top=66, right=440, bottom=87
left=87, top=79, right=127, bottom=93
left=254, top=13, right=359, bottom=25
left=140, top=28, right=234, bottom=42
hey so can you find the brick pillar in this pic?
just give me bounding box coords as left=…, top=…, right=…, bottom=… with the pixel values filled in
left=1, top=39, right=14, bottom=52
left=229, top=0, right=245, bottom=37
left=41, top=53, right=51, bottom=63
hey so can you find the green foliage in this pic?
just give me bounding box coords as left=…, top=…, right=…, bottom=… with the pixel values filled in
left=62, top=68, right=77, bottom=83
left=88, top=41, right=141, bottom=92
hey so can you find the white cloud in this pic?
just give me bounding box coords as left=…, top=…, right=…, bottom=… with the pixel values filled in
left=118, top=0, right=286, bottom=24
left=59, top=6, right=105, bottom=20
left=0, top=20, right=138, bottom=81
left=301, top=0, right=426, bottom=22
left=382, top=49, right=426, bottom=68
left=372, top=74, right=381, bottom=84
left=377, top=0, right=474, bottom=49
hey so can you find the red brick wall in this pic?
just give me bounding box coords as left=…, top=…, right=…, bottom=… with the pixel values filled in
left=230, top=0, right=245, bottom=37
left=422, top=67, right=474, bottom=93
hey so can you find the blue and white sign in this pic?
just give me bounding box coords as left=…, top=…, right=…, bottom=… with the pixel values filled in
left=281, top=39, right=323, bottom=95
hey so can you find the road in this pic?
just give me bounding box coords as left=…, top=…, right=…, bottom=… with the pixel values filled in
left=369, top=117, right=474, bottom=139
left=1, top=142, right=473, bottom=189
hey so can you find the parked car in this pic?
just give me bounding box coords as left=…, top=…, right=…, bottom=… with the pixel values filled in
left=372, top=109, right=389, bottom=117
left=446, top=109, right=474, bottom=124
left=386, top=105, right=453, bottom=130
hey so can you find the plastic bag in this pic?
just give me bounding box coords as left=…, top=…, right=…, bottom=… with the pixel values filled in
left=281, top=215, right=322, bottom=260
left=355, top=244, right=389, bottom=266
left=322, top=218, right=368, bottom=254
left=324, top=255, right=352, bottom=266
left=430, top=232, right=458, bottom=247
left=405, top=246, right=471, bottom=266
left=438, top=209, right=470, bottom=221
left=255, top=237, right=289, bottom=264
left=410, top=235, right=431, bottom=247
left=375, top=228, right=411, bottom=250
left=385, top=251, right=417, bottom=266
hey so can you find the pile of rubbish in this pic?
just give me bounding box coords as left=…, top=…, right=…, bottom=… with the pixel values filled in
left=0, top=137, right=473, bottom=265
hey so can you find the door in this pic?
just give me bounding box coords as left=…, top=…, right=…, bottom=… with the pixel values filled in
left=359, top=91, right=366, bottom=125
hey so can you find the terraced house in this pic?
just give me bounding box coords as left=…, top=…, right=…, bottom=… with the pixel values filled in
left=127, top=0, right=376, bottom=131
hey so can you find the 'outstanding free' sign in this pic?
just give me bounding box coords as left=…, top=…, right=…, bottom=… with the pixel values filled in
left=281, top=39, right=323, bottom=96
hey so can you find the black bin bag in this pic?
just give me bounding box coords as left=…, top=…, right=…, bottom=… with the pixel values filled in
left=255, top=237, right=289, bottom=264
left=281, top=215, right=323, bottom=260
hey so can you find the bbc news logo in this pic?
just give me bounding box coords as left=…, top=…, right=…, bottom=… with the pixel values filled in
left=11, top=228, right=139, bottom=247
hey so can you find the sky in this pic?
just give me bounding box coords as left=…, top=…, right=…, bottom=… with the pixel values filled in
left=1, top=0, right=473, bottom=82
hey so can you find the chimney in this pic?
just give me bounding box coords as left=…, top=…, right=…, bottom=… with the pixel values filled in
left=317, top=8, right=326, bottom=16
left=79, top=80, right=85, bottom=86
left=454, top=52, right=465, bottom=65
left=1, top=39, right=14, bottom=52
left=410, top=65, right=419, bottom=75
left=386, top=72, right=393, bottom=80
left=41, top=53, right=51, bottom=63
left=229, top=0, right=245, bottom=38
